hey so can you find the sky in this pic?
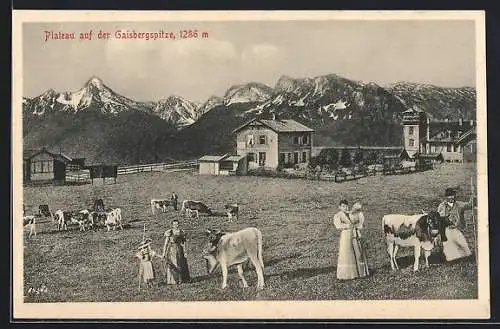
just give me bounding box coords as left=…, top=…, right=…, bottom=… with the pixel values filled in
left=23, top=20, right=476, bottom=103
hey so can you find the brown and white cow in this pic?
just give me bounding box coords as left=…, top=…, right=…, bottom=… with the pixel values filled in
left=382, top=211, right=446, bottom=272
left=202, top=227, right=265, bottom=290
left=181, top=200, right=212, bottom=219
left=150, top=199, right=175, bottom=215
left=54, top=209, right=74, bottom=231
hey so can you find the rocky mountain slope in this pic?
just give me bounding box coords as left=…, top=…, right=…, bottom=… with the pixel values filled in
left=22, top=74, right=476, bottom=164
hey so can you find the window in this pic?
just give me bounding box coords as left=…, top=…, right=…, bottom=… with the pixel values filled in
left=409, top=138, right=415, bottom=147
left=247, top=153, right=256, bottom=162
left=287, top=153, right=292, bottom=163
left=293, top=136, right=299, bottom=145
left=258, top=152, right=266, bottom=166
left=258, top=135, right=267, bottom=145
left=280, top=153, right=286, bottom=164
left=456, top=145, right=461, bottom=152
left=302, top=152, right=307, bottom=163
left=293, top=152, right=299, bottom=164
left=246, top=134, right=254, bottom=147
left=408, top=126, right=414, bottom=135
left=303, top=135, right=309, bottom=144
left=31, top=160, right=52, bottom=173
left=447, top=145, right=452, bottom=152
left=220, top=161, right=233, bottom=171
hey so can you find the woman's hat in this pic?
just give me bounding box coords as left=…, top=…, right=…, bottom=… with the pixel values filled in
left=445, top=188, right=457, bottom=197
left=138, top=238, right=152, bottom=250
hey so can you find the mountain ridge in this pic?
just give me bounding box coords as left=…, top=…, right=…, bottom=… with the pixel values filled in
left=23, top=73, right=476, bottom=164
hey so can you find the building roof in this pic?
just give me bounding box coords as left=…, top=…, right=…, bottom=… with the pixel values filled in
left=232, top=118, right=314, bottom=134
left=198, top=154, right=229, bottom=162
left=23, top=148, right=73, bottom=163
left=223, top=155, right=245, bottom=162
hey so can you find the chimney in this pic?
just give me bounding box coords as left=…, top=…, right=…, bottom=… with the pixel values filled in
left=470, top=120, right=474, bottom=126
left=459, top=118, right=462, bottom=126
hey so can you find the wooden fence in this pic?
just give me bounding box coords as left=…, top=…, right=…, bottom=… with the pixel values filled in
left=117, top=161, right=198, bottom=175
left=65, top=160, right=198, bottom=183
left=314, top=162, right=434, bottom=183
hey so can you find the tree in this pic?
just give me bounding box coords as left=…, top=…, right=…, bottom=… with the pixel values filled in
left=339, top=148, right=352, bottom=167
left=366, top=151, right=378, bottom=165
left=325, top=149, right=339, bottom=169
left=353, top=147, right=364, bottom=165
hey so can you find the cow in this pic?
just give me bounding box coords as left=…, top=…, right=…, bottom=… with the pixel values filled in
left=72, top=209, right=95, bottom=232
left=181, top=200, right=212, bottom=219
left=382, top=211, right=447, bottom=272
left=104, top=208, right=124, bottom=231
left=202, top=227, right=265, bottom=290
left=224, top=203, right=239, bottom=222
left=23, top=215, right=37, bottom=237
left=54, top=209, right=74, bottom=231
left=150, top=199, right=175, bottom=215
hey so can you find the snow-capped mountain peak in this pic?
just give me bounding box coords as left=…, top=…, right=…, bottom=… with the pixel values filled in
left=223, top=82, right=274, bottom=106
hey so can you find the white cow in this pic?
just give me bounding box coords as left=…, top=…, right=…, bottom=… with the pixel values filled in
left=202, top=227, right=265, bottom=290
left=23, top=215, right=37, bottom=237
left=104, top=208, right=123, bottom=231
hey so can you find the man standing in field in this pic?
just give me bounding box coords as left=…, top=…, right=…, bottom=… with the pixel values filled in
left=437, top=188, right=474, bottom=262
left=171, top=192, right=179, bottom=211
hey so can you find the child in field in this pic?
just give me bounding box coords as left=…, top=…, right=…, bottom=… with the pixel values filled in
left=136, top=238, right=162, bottom=290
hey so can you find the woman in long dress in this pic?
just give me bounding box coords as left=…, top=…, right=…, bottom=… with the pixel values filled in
left=332, top=200, right=370, bottom=280
left=162, top=219, right=191, bottom=284
left=437, top=188, right=473, bottom=261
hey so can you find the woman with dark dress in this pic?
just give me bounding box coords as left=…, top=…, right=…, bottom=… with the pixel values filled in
left=162, top=219, right=191, bottom=284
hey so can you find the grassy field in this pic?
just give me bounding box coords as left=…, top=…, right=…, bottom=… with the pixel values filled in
left=22, top=163, right=478, bottom=302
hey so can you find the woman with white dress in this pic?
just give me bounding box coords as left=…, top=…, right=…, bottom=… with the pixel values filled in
left=332, top=200, right=370, bottom=280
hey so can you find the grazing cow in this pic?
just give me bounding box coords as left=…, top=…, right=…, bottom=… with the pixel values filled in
left=202, top=227, right=265, bottom=290
left=23, top=215, right=37, bottom=237
left=181, top=200, right=212, bottom=219
left=54, top=209, right=74, bottom=231
left=104, top=208, right=124, bottom=231
left=150, top=199, right=175, bottom=215
left=72, top=209, right=95, bottom=232
left=224, top=203, right=239, bottom=222
left=382, top=211, right=446, bottom=272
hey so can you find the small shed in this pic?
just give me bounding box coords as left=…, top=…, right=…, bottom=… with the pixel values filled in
left=414, top=153, right=444, bottom=165
left=23, top=148, right=74, bottom=183
left=198, top=154, right=228, bottom=175
left=219, top=155, right=247, bottom=175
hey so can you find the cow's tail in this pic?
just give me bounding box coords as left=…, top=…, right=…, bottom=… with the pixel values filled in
left=257, top=229, right=264, bottom=269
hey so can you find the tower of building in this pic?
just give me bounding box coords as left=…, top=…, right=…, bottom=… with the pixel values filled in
left=401, top=108, right=428, bottom=157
